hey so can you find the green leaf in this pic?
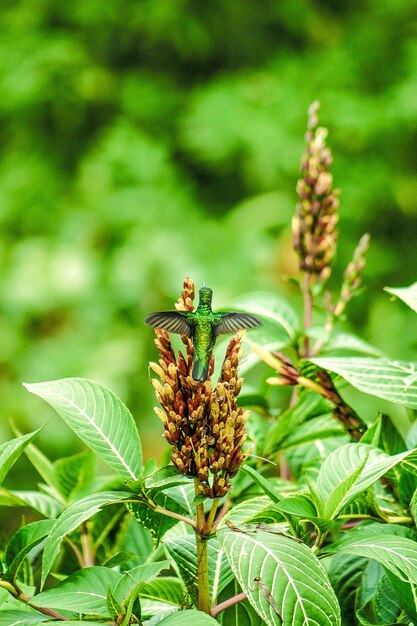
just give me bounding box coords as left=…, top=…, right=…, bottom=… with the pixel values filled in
left=241, top=465, right=281, bottom=503
left=385, top=282, right=417, bottom=314
left=11, top=424, right=63, bottom=500
left=263, top=392, right=327, bottom=455
left=4, top=519, right=55, bottom=582
left=162, top=483, right=195, bottom=516
left=277, top=414, right=344, bottom=451
left=355, top=608, right=399, bottom=625
left=316, top=446, right=368, bottom=519
left=140, top=577, right=184, bottom=616
left=218, top=578, right=261, bottom=626
left=53, top=451, right=96, bottom=500
left=361, top=413, right=407, bottom=456
left=31, top=566, right=123, bottom=615
left=41, top=490, right=132, bottom=587
left=374, top=575, right=403, bottom=624
left=164, top=535, right=234, bottom=604
left=315, top=443, right=417, bottom=518
left=0, top=488, right=62, bottom=518
left=310, top=356, right=417, bottom=409
left=221, top=529, right=340, bottom=626
left=0, top=430, right=41, bottom=487
left=321, top=331, right=384, bottom=357
left=272, top=494, right=316, bottom=518
left=0, top=612, right=49, bottom=626
left=106, top=586, right=122, bottom=620
left=228, top=292, right=299, bottom=339
left=144, top=466, right=192, bottom=491
left=331, top=532, right=417, bottom=584
left=119, top=518, right=153, bottom=566
left=245, top=504, right=286, bottom=525
left=157, top=609, right=220, bottom=625
left=24, top=378, right=142, bottom=481
left=328, top=553, right=368, bottom=626
left=115, top=560, right=171, bottom=598
left=273, top=494, right=334, bottom=532
left=220, top=496, right=274, bottom=527
left=126, top=490, right=187, bottom=542
left=385, top=571, right=417, bottom=622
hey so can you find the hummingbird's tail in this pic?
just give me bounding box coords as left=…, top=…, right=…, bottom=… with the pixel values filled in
left=192, top=358, right=209, bottom=382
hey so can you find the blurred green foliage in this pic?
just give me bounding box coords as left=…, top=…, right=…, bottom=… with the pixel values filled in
left=1, top=0, right=417, bottom=468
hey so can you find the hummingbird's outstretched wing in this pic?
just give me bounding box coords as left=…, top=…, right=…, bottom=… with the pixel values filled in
left=214, top=312, right=261, bottom=336
left=145, top=312, right=193, bottom=337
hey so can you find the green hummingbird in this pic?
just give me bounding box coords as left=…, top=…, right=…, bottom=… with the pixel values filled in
left=145, top=285, right=261, bottom=382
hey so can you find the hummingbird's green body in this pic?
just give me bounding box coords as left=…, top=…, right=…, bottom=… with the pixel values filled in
left=146, top=286, right=261, bottom=382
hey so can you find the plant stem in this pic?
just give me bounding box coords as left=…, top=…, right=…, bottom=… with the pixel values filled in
left=153, top=504, right=197, bottom=529
left=137, top=493, right=197, bottom=529
left=211, top=500, right=230, bottom=532
left=205, top=498, right=219, bottom=534
left=0, top=583, right=67, bottom=621
left=64, top=536, right=84, bottom=567
left=302, top=273, right=313, bottom=358
left=195, top=479, right=211, bottom=614
left=211, top=591, right=247, bottom=618
left=27, top=602, right=67, bottom=621
left=81, top=522, right=95, bottom=567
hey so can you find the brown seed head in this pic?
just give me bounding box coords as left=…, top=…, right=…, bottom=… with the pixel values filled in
left=149, top=281, right=251, bottom=497
left=293, top=101, right=339, bottom=281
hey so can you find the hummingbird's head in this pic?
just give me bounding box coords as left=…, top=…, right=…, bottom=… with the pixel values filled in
left=199, top=285, right=213, bottom=306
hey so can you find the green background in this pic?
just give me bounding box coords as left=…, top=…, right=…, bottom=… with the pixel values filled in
left=1, top=0, right=417, bottom=467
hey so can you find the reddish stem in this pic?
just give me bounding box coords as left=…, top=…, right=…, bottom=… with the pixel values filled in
left=211, top=591, right=247, bottom=618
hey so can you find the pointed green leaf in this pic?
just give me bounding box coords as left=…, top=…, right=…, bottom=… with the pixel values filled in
left=4, top=519, right=55, bottom=582
left=126, top=490, right=186, bottom=542
left=315, top=443, right=417, bottom=518
left=41, top=490, right=132, bottom=586
left=264, top=392, right=327, bottom=455
left=316, top=447, right=368, bottom=518
left=322, top=332, right=384, bottom=357
left=139, top=577, right=183, bottom=616
left=332, top=532, right=417, bottom=584
left=228, top=292, right=299, bottom=339
left=385, top=282, right=417, bottom=314
left=53, top=451, right=96, bottom=500
left=106, top=586, right=122, bottom=620
left=157, top=609, right=220, bottom=625
left=328, top=553, right=368, bottom=626
left=310, top=356, right=417, bottom=409
left=0, top=612, right=48, bottom=626
left=220, top=496, right=274, bottom=527
left=385, top=571, right=417, bottom=622
left=164, top=535, right=234, bottom=604
left=241, top=465, right=281, bottom=503
left=0, top=430, right=41, bottom=486
left=113, top=560, right=171, bottom=603
left=31, top=566, right=123, bottom=614
left=277, top=414, right=344, bottom=451
left=11, top=424, right=63, bottom=500
left=220, top=529, right=340, bottom=626
left=273, top=494, right=334, bottom=532
left=144, top=466, right=192, bottom=490
left=0, top=488, right=62, bottom=518
left=374, top=575, right=404, bottom=624
left=24, top=378, right=142, bottom=481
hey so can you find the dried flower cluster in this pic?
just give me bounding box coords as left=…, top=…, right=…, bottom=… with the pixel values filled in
left=293, top=100, right=340, bottom=282
left=150, top=278, right=250, bottom=498
left=315, top=370, right=367, bottom=441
